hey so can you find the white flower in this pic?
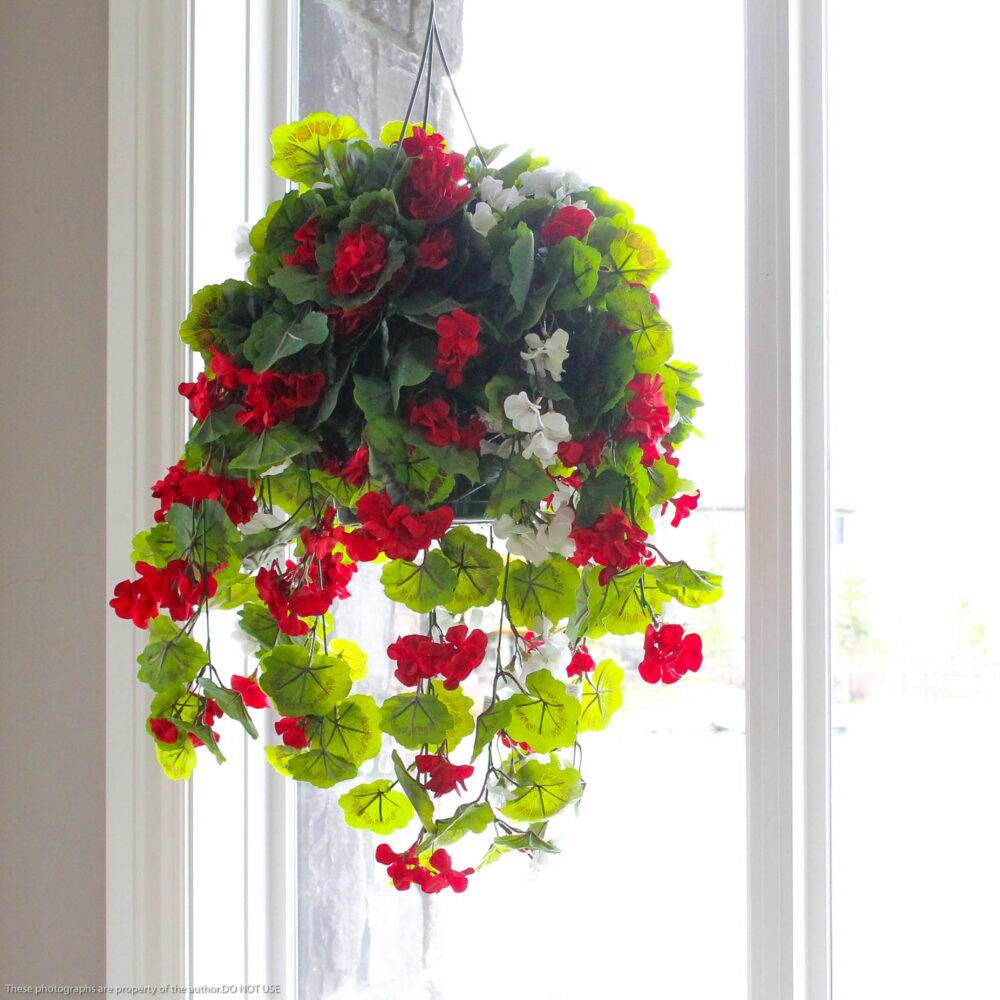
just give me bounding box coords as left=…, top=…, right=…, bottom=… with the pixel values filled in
left=536, top=505, right=576, bottom=559
left=469, top=201, right=498, bottom=236
left=518, top=165, right=566, bottom=200
left=479, top=175, right=524, bottom=212
left=528, top=629, right=569, bottom=670
left=522, top=430, right=560, bottom=467
left=243, top=510, right=284, bottom=534
left=233, top=224, right=252, bottom=263
left=520, top=327, right=570, bottom=382
left=504, top=391, right=546, bottom=433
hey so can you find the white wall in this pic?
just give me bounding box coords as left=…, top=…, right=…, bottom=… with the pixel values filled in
left=0, top=0, right=109, bottom=984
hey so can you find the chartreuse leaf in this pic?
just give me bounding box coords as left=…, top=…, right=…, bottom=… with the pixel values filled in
left=328, top=638, right=368, bottom=681
left=156, top=741, right=198, bottom=780
left=586, top=565, right=662, bottom=637
left=606, top=216, right=670, bottom=287
left=485, top=454, right=554, bottom=518
left=286, top=745, right=357, bottom=788
left=380, top=692, right=453, bottom=750
left=392, top=750, right=435, bottom=832
left=431, top=684, right=475, bottom=749
left=421, top=802, right=493, bottom=853
left=646, top=457, right=680, bottom=507
left=606, top=284, right=673, bottom=374
left=506, top=669, right=581, bottom=752
left=381, top=551, right=457, bottom=613
left=199, top=677, right=259, bottom=739
left=137, top=616, right=209, bottom=692
left=579, top=659, right=624, bottom=733
left=491, top=827, right=560, bottom=856
left=473, top=697, right=512, bottom=761
left=501, top=759, right=583, bottom=821
left=131, top=524, right=179, bottom=568
left=649, top=561, right=724, bottom=608
left=505, top=556, right=581, bottom=630
left=508, top=222, right=535, bottom=311
left=270, top=112, right=366, bottom=184
left=265, top=744, right=298, bottom=777
left=178, top=282, right=230, bottom=358
left=259, top=645, right=352, bottom=717
left=439, top=526, right=504, bottom=613
left=339, top=780, right=414, bottom=834
left=243, top=310, right=329, bottom=372
left=228, top=424, right=318, bottom=473
left=316, top=695, right=381, bottom=766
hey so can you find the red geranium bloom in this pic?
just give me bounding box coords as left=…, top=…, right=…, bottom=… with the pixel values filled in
left=323, top=445, right=370, bottom=486
left=557, top=431, right=606, bottom=471
left=204, top=699, right=223, bottom=726
left=456, top=415, right=488, bottom=452
left=415, top=754, right=475, bottom=797
left=255, top=551, right=357, bottom=636
left=404, top=138, right=469, bottom=221
left=618, top=372, right=672, bottom=467
left=275, top=716, right=310, bottom=749
left=408, top=398, right=460, bottom=446
left=569, top=505, right=651, bottom=586
left=232, top=673, right=270, bottom=709
left=110, top=577, right=160, bottom=628
left=421, top=849, right=474, bottom=894
left=111, top=559, right=219, bottom=627
left=149, top=717, right=179, bottom=744
left=354, top=490, right=453, bottom=561
left=375, top=843, right=473, bottom=894
left=638, top=623, right=703, bottom=684
left=567, top=645, right=596, bottom=678
left=178, top=371, right=228, bottom=421
left=417, top=226, right=454, bottom=269
left=387, top=625, right=488, bottom=689
left=151, top=462, right=258, bottom=526
left=284, top=216, right=320, bottom=269
left=434, top=309, right=480, bottom=388
left=328, top=223, right=388, bottom=297
left=236, top=369, right=325, bottom=433
left=540, top=205, right=595, bottom=245
left=667, top=490, right=701, bottom=528
left=401, top=127, right=447, bottom=157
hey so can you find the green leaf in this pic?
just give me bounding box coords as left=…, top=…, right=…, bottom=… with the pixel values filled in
left=508, top=222, right=535, bottom=311
left=156, top=740, right=197, bottom=780
left=137, top=616, right=209, bottom=692
left=243, top=310, right=329, bottom=372
left=286, top=746, right=358, bottom=788
left=485, top=454, right=555, bottom=518
left=131, top=524, right=179, bottom=568
left=439, top=525, right=504, bottom=613
left=547, top=237, right=601, bottom=310
left=491, top=829, right=560, bottom=854
left=606, top=217, right=670, bottom=287
left=237, top=603, right=281, bottom=652
left=421, top=802, right=494, bottom=853
left=380, top=692, right=454, bottom=750
left=505, top=556, right=581, bottom=630
left=586, top=565, right=661, bottom=636
left=574, top=469, right=627, bottom=528
left=190, top=407, right=242, bottom=446
left=402, top=429, right=482, bottom=482
left=392, top=749, right=435, bottom=832
left=228, top=424, right=318, bottom=472
left=267, top=266, right=329, bottom=307
left=605, top=284, right=673, bottom=374
left=165, top=499, right=239, bottom=570
left=259, top=645, right=352, bottom=717
left=353, top=374, right=393, bottom=420
left=365, top=417, right=454, bottom=505
left=171, top=718, right=225, bottom=764
left=316, top=694, right=382, bottom=766
left=578, top=659, right=624, bottom=733
left=389, top=338, right=436, bottom=407
left=339, top=780, right=415, bottom=834
left=506, top=668, right=581, bottom=752
left=501, top=759, right=583, bottom=821
left=473, top=697, right=512, bottom=761
left=381, top=551, right=457, bottom=613
left=431, top=683, right=476, bottom=749
left=649, top=561, right=724, bottom=608
left=328, top=638, right=369, bottom=681
left=265, top=744, right=298, bottom=777
left=199, top=677, right=259, bottom=739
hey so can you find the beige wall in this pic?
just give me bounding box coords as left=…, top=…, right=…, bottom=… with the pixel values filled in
left=0, top=0, right=109, bottom=984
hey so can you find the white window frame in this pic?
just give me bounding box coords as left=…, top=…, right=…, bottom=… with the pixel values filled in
left=106, top=1, right=831, bottom=996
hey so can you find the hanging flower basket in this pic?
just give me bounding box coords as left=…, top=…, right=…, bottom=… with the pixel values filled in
left=111, top=109, right=722, bottom=895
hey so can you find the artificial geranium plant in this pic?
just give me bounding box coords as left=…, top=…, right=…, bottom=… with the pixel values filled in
left=111, top=110, right=722, bottom=895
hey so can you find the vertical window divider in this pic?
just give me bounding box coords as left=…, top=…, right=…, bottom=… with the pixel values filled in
left=745, top=0, right=829, bottom=997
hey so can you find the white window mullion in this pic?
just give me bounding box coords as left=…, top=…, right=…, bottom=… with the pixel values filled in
left=745, top=0, right=829, bottom=997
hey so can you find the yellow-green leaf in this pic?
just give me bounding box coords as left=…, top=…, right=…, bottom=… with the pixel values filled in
left=270, top=112, right=366, bottom=183
left=579, top=659, right=624, bottom=733
left=505, top=556, right=580, bottom=629
left=501, top=760, right=583, bottom=821
left=506, top=668, right=581, bottom=753
left=339, top=780, right=415, bottom=834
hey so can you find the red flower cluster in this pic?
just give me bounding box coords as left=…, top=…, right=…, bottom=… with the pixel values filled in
left=151, top=698, right=221, bottom=748
left=566, top=645, right=596, bottom=678
left=236, top=369, right=325, bottom=434
left=111, top=559, right=220, bottom=628
left=152, top=461, right=258, bottom=526
left=667, top=490, right=700, bottom=528
left=540, top=205, right=595, bottom=246
left=415, top=753, right=475, bottom=797
left=434, top=309, right=480, bottom=388
left=375, top=844, right=473, bottom=893
left=557, top=431, right=606, bottom=471
left=407, top=399, right=488, bottom=452
left=328, top=224, right=388, bottom=297
left=386, top=625, right=488, bottom=689
left=353, top=490, right=453, bottom=561
left=638, top=623, right=703, bottom=684
left=275, top=715, right=309, bottom=748
left=569, top=505, right=652, bottom=586
left=618, top=373, right=672, bottom=467
left=402, top=128, right=469, bottom=222
left=417, top=226, right=453, bottom=269
left=284, top=216, right=320, bottom=269
left=231, top=673, right=270, bottom=709
left=322, top=445, right=370, bottom=486
left=178, top=348, right=242, bottom=421
left=255, top=551, right=357, bottom=636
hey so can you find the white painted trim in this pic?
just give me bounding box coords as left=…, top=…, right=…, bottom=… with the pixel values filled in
left=106, top=0, right=192, bottom=986
left=745, top=0, right=829, bottom=996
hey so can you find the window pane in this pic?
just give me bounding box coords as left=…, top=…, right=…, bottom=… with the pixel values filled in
left=829, top=4, right=1000, bottom=996
left=296, top=3, right=746, bottom=997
